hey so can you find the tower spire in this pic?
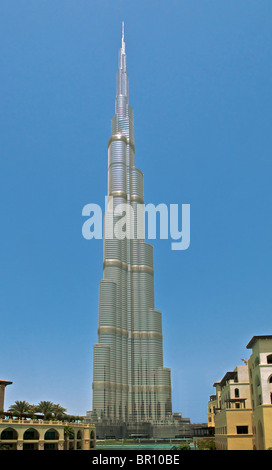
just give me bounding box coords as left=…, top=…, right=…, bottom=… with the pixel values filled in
left=122, top=21, right=125, bottom=52
left=117, top=21, right=128, bottom=99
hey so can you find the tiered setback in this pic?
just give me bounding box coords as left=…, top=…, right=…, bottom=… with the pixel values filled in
left=92, top=30, right=172, bottom=423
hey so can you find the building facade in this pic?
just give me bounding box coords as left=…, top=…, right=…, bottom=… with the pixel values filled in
left=0, top=380, right=96, bottom=451
left=0, top=419, right=96, bottom=450
left=212, top=366, right=253, bottom=450
left=209, top=335, right=272, bottom=450
left=207, top=394, right=216, bottom=428
left=92, top=24, right=172, bottom=426
left=247, top=335, right=272, bottom=450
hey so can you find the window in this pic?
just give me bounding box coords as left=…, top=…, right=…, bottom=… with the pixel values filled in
left=44, top=429, right=59, bottom=440
left=1, top=428, right=17, bottom=440
left=267, top=354, right=272, bottom=364
left=235, top=403, right=240, bottom=408
left=236, top=426, right=248, bottom=435
left=235, top=388, right=239, bottom=398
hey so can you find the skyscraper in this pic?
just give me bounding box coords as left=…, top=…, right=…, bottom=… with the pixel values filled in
left=92, top=23, right=172, bottom=426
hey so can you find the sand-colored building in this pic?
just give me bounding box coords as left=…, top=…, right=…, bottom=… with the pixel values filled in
left=207, top=394, right=216, bottom=428
left=212, top=365, right=253, bottom=450
left=0, top=379, right=96, bottom=450
left=247, top=335, right=272, bottom=450
left=210, top=335, right=272, bottom=450
left=0, top=418, right=96, bottom=450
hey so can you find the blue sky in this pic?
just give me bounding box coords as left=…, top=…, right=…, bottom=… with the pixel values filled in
left=1, top=0, right=271, bottom=423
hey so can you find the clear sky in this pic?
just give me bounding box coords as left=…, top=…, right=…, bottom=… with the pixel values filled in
left=1, top=0, right=271, bottom=423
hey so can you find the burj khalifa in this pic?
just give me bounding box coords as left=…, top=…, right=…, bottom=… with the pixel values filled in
left=92, top=23, right=172, bottom=426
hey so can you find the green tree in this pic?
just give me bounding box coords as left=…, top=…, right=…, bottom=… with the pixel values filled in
left=51, top=404, right=67, bottom=420
left=8, top=400, right=31, bottom=418
left=34, top=401, right=55, bottom=419
left=196, top=438, right=216, bottom=450
left=33, top=401, right=67, bottom=420
left=177, top=443, right=191, bottom=450
left=64, top=425, right=74, bottom=438
left=64, top=425, right=74, bottom=450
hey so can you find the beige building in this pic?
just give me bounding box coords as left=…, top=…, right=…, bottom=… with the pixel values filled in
left=212, top=365, right=253, bottom=450
left=247, top=335, right=272, bottom=450
left=207, top=394, right=216, bottom=428
left=0, top=418, right=96, bottom=450
left=0, top=379, right=96, bottom=450
left=210, top=335, right=272, bottom=450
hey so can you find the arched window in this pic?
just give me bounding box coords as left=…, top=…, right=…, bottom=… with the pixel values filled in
left=44, top=428, right=59, bottom=440
left=1, top=427, right=18, bottom=440
left=269, top=375, right=272, bottom=384
left=234, top=388, right=240, bottom=398
left=23, top=428, right=39, bottom=440
left=267, top=354, right=272, bottom=364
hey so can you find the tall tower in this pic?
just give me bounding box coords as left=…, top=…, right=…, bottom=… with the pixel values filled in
left=92, top=23, right=172, bottom=424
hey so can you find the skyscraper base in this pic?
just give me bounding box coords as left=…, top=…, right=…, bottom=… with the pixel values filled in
left=84, top=412, right=203, bottom=440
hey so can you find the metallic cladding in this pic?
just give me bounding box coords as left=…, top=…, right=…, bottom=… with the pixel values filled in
left=92, top=27, right=172, bottom=423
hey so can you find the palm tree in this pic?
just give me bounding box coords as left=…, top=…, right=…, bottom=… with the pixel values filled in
left=34, top=401, right=67, bottom=420
left=52, top=404, right=67, bottom=420
left=64, top=425, right=74, bottom=450
left=34, top=401, right=55, bottom=419
left=8, top=400, right=31, bottom=418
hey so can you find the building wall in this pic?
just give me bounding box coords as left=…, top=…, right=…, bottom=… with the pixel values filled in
left=247, top=336, right=272, bottom=450
left=0, top=419, right=96, bottom=450
left=211, top=336, right=272, bottom=451
left=207, top=396, right=216, bottom=428
left=213, top=365, right=253, bottom=450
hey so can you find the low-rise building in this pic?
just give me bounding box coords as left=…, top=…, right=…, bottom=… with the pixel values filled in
left=0, top=418, right=96, bottom=450
left=247, top=335, right=272, bottom=450
left=207, top=394, right=216, bottom=428
left=0, top=379, right=96, bottom=450
left=209, top=335, right=272, bottom=450
left=212, top=365, right=253, bottom=450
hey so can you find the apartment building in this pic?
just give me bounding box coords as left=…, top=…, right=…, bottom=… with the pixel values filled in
left=212, top=365, right=253, bottom=450
left=247, top=335, right=272, bottom=450
left=209, top=335, right=272, bottom=450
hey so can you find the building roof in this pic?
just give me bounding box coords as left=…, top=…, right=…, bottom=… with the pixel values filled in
left=246, top=335, right=272, bottom=349
left=0, top=380, right=13, bottom=386
left=213, top=371, right=237, bottom=389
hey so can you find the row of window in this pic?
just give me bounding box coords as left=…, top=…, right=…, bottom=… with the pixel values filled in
left=0, top=427, right=95, bottom=441
left=216, top=426, right=249, bottom=435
